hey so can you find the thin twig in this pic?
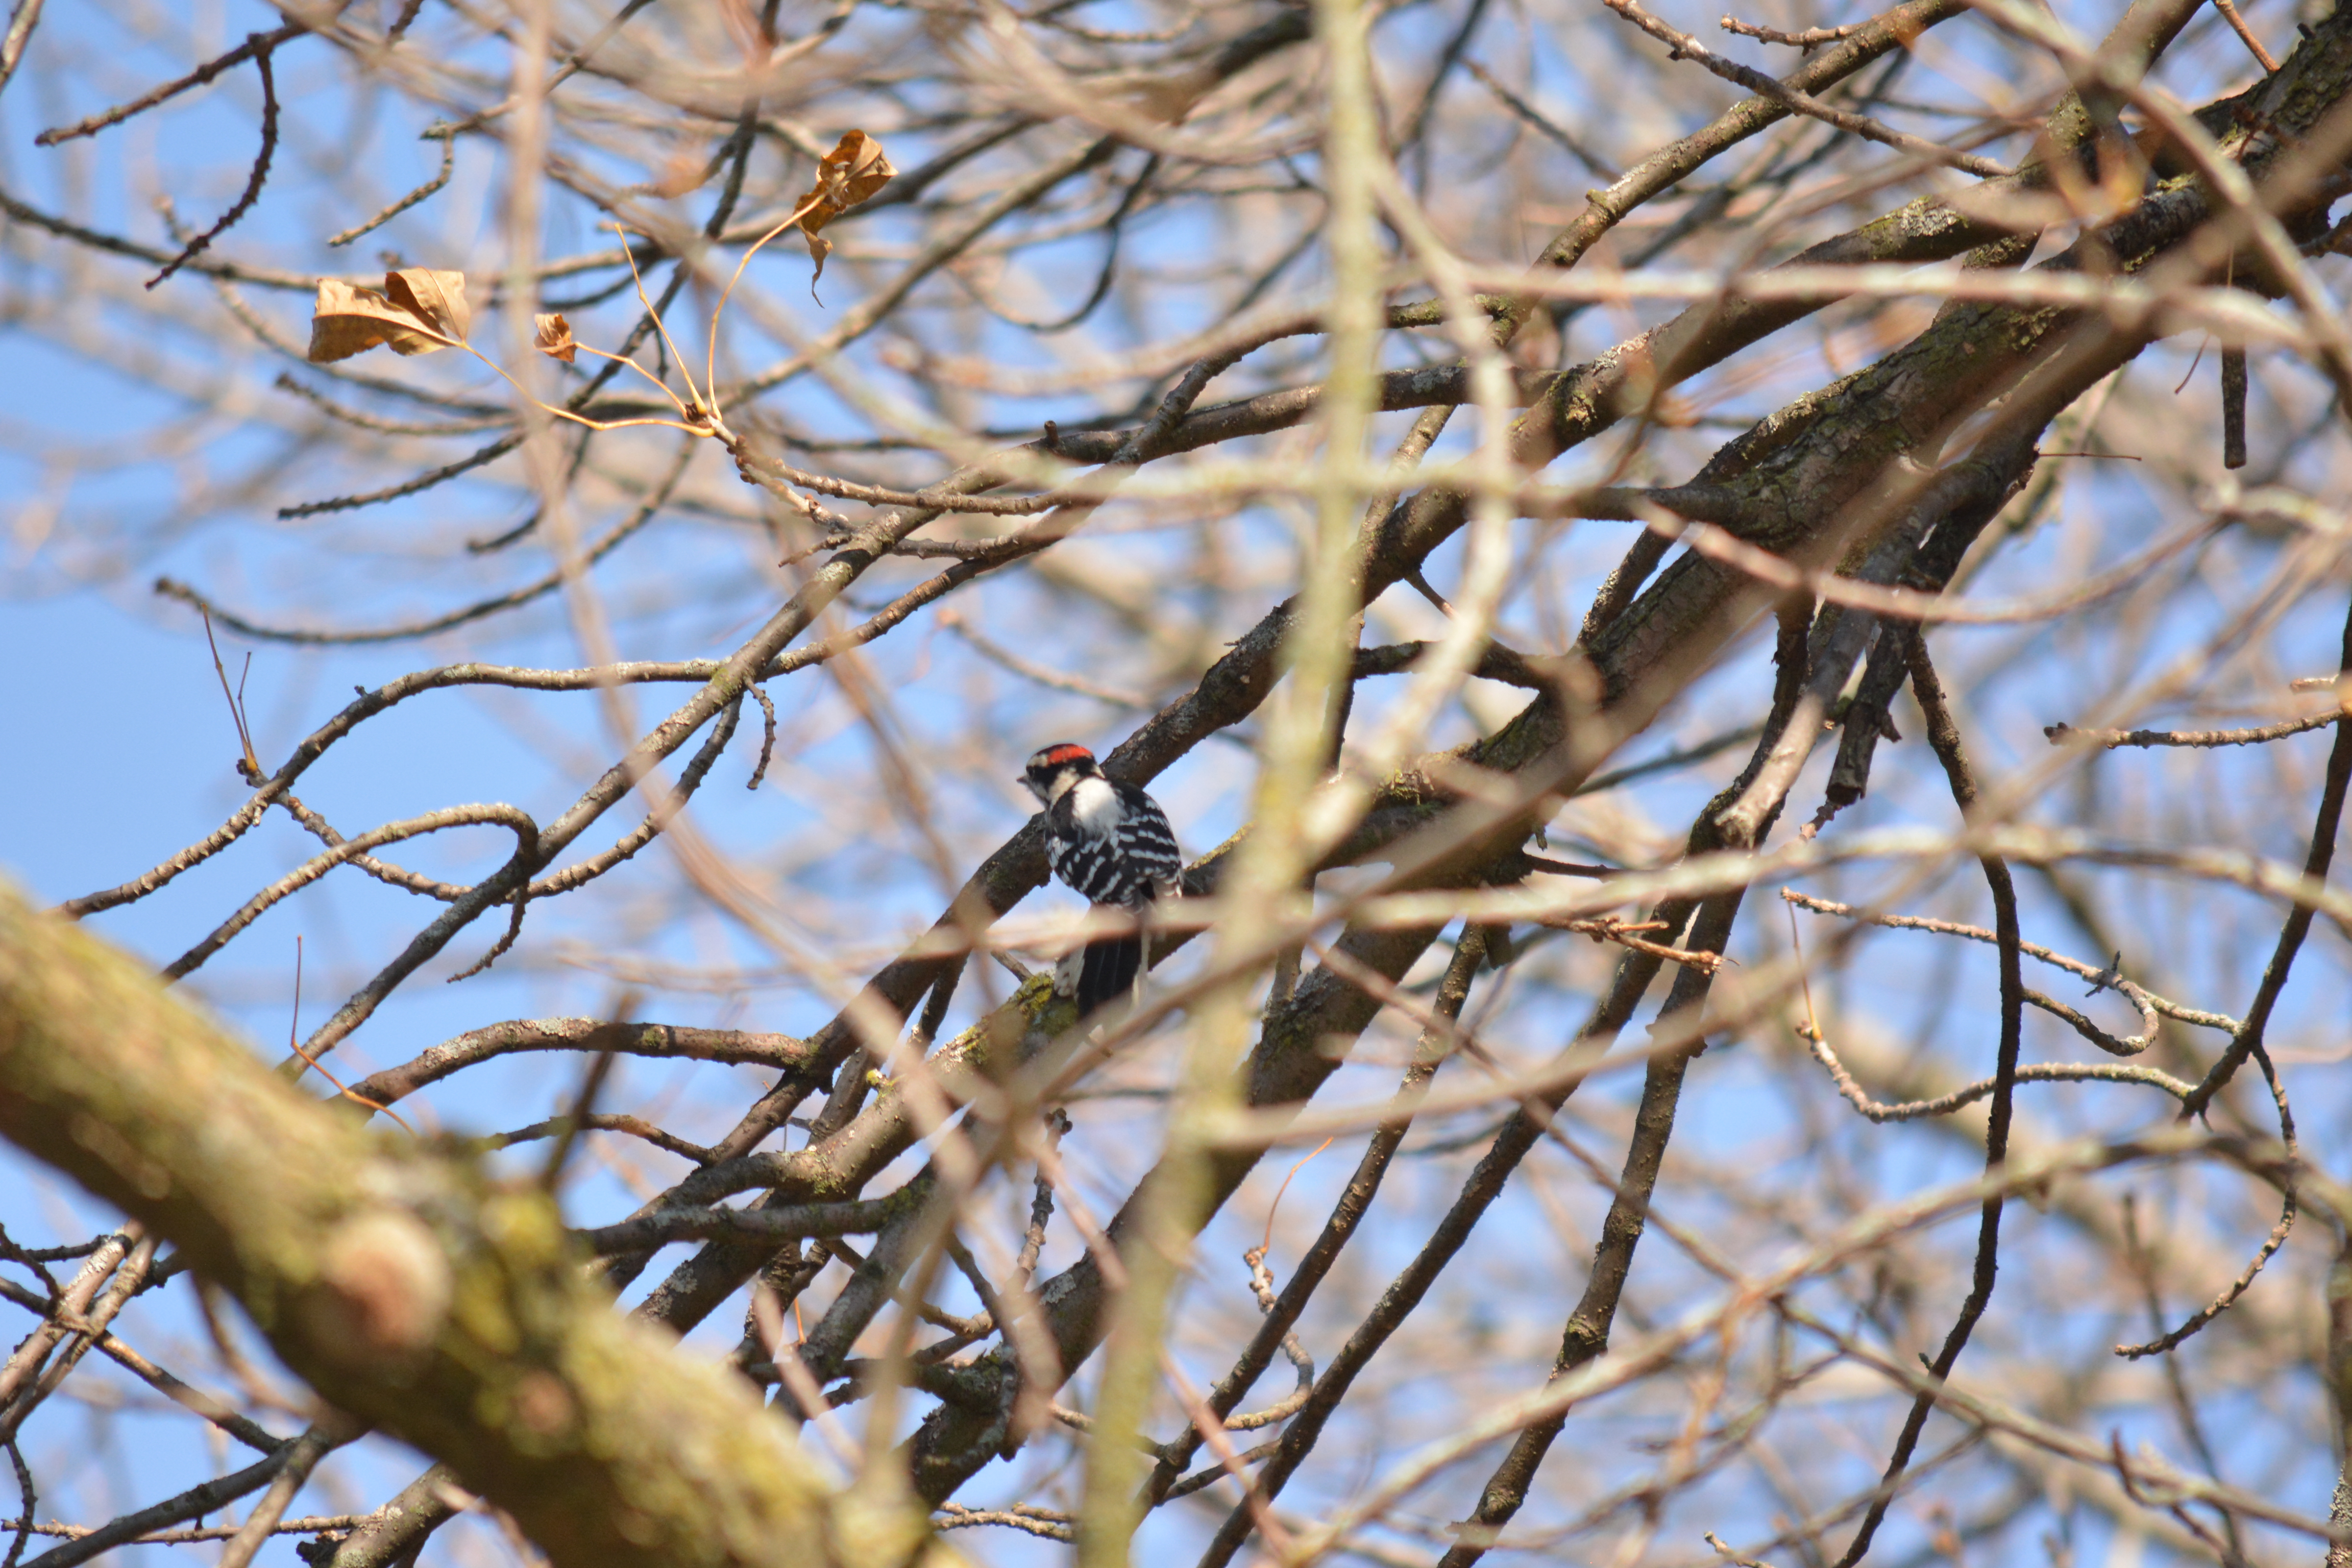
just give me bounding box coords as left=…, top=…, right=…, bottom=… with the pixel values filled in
left=1833, top=632, right=2026, bottom=1568
left=2045, top=712, right=2342, bottom=749
left=33, top=22, right=300, bottom=144
left=327, top=126, right=456, bottom=247
left=2209, top=0, right=2280, bottom=71
left=0, top=0, right=43, bottom=97
left=1798, top=1021, right=2191, bottom=1121
left=0, top=1516, right=368, bottom=1545
left=1599, top=0, right=2011, bottom=177
left=1718, top=15, right=1871, bottom=46
left=1460, top=57, right=1618, bottom=178
left=146, top=37, right=282, bottom=288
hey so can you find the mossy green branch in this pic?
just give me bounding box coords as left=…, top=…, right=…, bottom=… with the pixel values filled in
left=0, top=876, right=956, bottom=1568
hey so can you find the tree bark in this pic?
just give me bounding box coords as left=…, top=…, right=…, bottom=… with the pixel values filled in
left=0, top=877, right=950, bottom=1568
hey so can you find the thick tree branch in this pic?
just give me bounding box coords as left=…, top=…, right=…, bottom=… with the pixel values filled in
left=0, top=877, right=950, bottom=1568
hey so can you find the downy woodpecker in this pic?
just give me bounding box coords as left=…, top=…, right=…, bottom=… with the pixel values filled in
left=1021, top=743, right=1182, bottom=1014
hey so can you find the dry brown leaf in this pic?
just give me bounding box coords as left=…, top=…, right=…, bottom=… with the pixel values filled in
left=385, top=268, right=470, bottom=343
left=306, top=268, right=469, bottom=363
left=534, top=312, right=578, bottom=363
left=790, top=130, right=895, bottom=289
left=307, top=279, right=443, bottom=362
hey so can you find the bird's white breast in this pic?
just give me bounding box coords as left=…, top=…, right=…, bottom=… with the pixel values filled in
left=1066, top=775, right=1122, bottom=833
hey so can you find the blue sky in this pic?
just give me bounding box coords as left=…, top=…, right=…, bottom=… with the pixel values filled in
left=5, top=0, right=2352, bottom=1560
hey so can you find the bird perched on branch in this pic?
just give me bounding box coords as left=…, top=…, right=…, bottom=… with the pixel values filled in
left=1021, top=742, right=1182, bottom=1015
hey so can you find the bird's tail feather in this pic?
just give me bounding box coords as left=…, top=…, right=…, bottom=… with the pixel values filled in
left=1075, top=934, right=1143, bottom=1016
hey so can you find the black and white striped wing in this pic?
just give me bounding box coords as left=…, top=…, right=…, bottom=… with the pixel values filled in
left=1109, top=782, right=1182, bottom=896
left=1045, top=827, right=1134, bottom=907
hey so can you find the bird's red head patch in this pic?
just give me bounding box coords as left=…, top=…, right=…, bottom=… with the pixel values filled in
left=1021, top=742, right=1102, bottom=805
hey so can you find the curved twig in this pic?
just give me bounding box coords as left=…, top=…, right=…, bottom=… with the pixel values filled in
left=61, top=655, right=756, bottom=921
left=163, top=435, right=696, bottom=645
left=1783, top=890, right=2238, bottom=1045
left=346, top=1017, right=821, bottom=1110
left=1799, top=1023, right=2192, bottom=1122
left=34, top=23, right=300, bottom=145
left=145, top=38, right=281, bottom=288
left=2116, top=1047, right=2301, bottom=1358
left=326, top=124, right=456, bottom=248
left=161, top=805, right=539, bottom=981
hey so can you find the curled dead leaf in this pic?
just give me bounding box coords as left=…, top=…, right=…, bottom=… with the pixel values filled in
left=534, top=312, right=578, bottom=363
left=790, top=129, right=895, bottom=289
left=307, top=268, right=471, bottom=363
left=384, top=268, right=469, bottom=343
